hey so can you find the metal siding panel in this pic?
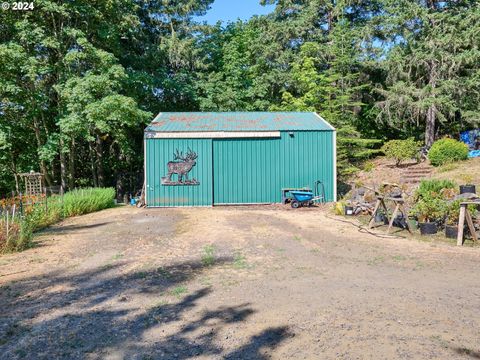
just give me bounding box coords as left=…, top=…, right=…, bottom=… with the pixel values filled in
left=213, top=138, right=282, bottom=204
left=275, top=132, right=334, bottom=202
left=145, top=138, right=213, bottom=207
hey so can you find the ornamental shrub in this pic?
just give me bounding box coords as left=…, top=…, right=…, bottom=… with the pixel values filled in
left=415, top=179, right=456, bottom=201
left=428, top=138, right=469, bottom=167
left=410, top=196, right=448, bottom=223
left=381, top=138, right=421, bottom=166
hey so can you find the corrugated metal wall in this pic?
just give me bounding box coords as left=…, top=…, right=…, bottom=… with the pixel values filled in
left=213, top=131, right=335, bottom=204
left=213, top=137, right=281, bottom=204
left=145, top=131, right=335, bottom=206
left=145, top=139, right=213, bottom=207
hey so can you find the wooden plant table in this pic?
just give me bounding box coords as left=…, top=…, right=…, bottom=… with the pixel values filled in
left=368, top=196, right=413, bottom=234
left=457, top=201, right=479, bottom=246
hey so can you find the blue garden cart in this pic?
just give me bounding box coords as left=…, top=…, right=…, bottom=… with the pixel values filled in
left=289, top=181, right=326, bottom=208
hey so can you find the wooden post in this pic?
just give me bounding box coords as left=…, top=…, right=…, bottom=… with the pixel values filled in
left=387, top=203, right=400, bottom=234
left=457, top=205, right=466, bottom=246
left=368, top=199, right=381, bottom=229
left=465, top=209, right=478, bottom=243
left=381, top=199, right=391, bottom=225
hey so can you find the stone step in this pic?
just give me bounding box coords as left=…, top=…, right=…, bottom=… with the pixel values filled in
left=403, top=169, right=433, bottom=173
left=402, top=179, right=423, bottom=184
left=402, top=174, right=431, bottom=179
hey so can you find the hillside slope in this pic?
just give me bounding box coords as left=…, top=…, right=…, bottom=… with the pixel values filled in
left=353, top=157, right=480, bottom=192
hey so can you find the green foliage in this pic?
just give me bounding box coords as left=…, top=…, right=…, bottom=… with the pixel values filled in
left=415, top=179, right=456, bottom=201
left=410, top=196, right=447, bottom=223
left=381, top=138, right=421, bottom=166
left=0, top=0, right=479, bottom=196
left=376, top=1, right=480, bottom=146
left=428, top=138, right=469, bottom=167
left=445, top=200, right=462, bottom=225
left=411, top=178, right=458, bottom=224
left=336, top=126, right=382, bottom=176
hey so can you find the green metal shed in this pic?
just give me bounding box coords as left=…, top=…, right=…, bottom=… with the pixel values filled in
left=144, top=112, right=336, bottom=207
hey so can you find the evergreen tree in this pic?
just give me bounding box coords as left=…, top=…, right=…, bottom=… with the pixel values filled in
left=376, top=0, right=480, bottom=146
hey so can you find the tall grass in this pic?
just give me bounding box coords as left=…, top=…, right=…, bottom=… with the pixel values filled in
left=62, top=188, right=115, bottom=217
left=0, top=188, right=115, bottom=253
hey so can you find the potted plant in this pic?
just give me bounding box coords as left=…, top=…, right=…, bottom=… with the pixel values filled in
left=459, top=174, right=476, bottom=195
left=445, top=200, right=461, bottom=239
left=410, top=196, right=447, bottom=235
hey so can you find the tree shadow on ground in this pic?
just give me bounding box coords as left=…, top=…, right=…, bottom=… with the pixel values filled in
left=38, top=222, right=111, bottom=235
left=0, top=257, right=293, bottom=359
left=452, top=347, right=480, bottom=359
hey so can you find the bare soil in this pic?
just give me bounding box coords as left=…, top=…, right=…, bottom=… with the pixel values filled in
left=1, top=205, right=479, bottom=359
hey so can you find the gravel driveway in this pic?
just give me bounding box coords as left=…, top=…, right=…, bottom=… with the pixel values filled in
left=0, top=205, right=479, bottom=359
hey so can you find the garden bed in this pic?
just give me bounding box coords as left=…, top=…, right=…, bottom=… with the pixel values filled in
left=0, top=188, right=115, bottom=253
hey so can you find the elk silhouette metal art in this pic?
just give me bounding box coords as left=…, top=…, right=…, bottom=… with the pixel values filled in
left=161, top=148, right=200, bottom=186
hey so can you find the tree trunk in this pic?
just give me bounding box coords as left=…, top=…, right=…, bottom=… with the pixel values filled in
left=425, top=104, right=436, bottom=148
left=33, top=116, right=53, bottom=187
left=59, top=137, right=67, bottom=194
left=95, top=135, right=105, bottom=187
left=88, top=142, right=98, bottom=187
left=11, top=158, right=19, bottom=193
left=115, top=148, right=124, bottom=203
left=425, top=60, right=437, bottom=148
left=69, top=137, right=75, bottom=189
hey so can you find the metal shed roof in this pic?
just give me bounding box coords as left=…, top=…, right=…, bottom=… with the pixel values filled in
left=145, top=112, right=334, bottom=133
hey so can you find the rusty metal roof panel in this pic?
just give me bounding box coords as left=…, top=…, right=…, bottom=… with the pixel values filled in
left=145, top=112, right=334, bottom=132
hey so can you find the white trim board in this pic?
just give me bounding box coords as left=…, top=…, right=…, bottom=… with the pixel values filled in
left=145, top=131, right=281, bottom=139
left=333, top=130, right=337, bottom=202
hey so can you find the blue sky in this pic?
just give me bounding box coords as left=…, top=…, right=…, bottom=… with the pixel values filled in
left=197, top=0, right=275, bottom=24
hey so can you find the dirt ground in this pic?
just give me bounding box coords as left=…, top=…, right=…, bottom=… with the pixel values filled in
left=1, top=205, right=479, bottom=359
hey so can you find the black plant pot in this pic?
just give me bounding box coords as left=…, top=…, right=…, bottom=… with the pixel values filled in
left=419, top=222, right=438, bottom=235
left=386, top=215, right=408, bottom=229
left=445, top=225, right=458, bottom=239
left=460, top=184, right=476, bottom=194
left=344, top=206, right=354, bottom=216
left=375, top=212, right=384, bottom=223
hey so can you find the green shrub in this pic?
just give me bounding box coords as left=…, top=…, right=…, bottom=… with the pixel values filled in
left=428, top=138, right=469, bottom=167
left=415, top=179, right=456, bottom=200
left=411, top=179, right=458, bottom=224
left=410, top=196, right=447, bottom=223
left=381, top=138, right=421, bottom=166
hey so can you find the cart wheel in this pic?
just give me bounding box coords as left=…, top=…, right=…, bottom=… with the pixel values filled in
left=291, top=201, right=300, bottom=209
